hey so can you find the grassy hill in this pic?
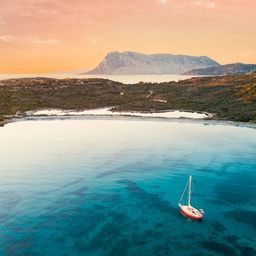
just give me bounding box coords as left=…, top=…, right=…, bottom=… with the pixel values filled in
left=0, top=73, right=255, bottom=124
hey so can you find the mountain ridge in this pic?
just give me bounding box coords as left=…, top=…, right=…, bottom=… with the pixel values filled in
left=85, top=51, right=220, bottom=75
left=184, top=63, right=256, bottom=76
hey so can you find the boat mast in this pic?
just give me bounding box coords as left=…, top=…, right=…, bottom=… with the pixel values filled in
left=188, top=175, right=192, bottom=206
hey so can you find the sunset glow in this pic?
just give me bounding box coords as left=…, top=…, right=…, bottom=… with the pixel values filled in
left=0, top=0, right=256, bottom=73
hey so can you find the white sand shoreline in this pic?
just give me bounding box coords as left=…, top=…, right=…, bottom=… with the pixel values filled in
left=26, top=107, right=211, bottom=119
left=1, top=108, right=255, bottom=130
left=6, top=115, right=256, bottom=130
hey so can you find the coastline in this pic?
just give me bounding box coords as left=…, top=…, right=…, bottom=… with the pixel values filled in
left=1, top=74, right=255, bottom=124
left=1, top=74, right=255, bottom=126
left=2, top=110, right=256, bottom=130
left=1, top=107, right=211, bottom=128
left=0, top=73, right=192, bottom=84
left=26, top=108, right=212, bottom=119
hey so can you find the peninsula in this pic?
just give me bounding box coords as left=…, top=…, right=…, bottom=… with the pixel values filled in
left=0, top=73, right=255, bottom=125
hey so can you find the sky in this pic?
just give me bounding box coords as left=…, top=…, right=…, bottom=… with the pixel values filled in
left=0, top=0, right=256, bottom=73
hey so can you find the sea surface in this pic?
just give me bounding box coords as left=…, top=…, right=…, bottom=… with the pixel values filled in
left=0, top=73, right=192, bottom=84
left=0, top=118, right=255, bottom=256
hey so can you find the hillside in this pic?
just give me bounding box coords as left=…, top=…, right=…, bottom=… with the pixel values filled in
left=0, top=73, right=255, bottom=124
left=184, top=63, right=256, bottom=76
left=86, top=51, right=220, bottom=75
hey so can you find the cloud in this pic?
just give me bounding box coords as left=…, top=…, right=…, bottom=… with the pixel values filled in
left=193, top=0, right=216, bottom=8
left=174, top=3, right=185, bottom=9
left=90, top=37, right=97, bottom=45
left=157, top=0, right=168, bottom=5
left=29, top=37, right=60, bottom=44
left=241, top=51, right=256, bottom=57
left=0, top=35, right=60, bottom=44
left=0, top=35, right=16, bottom=42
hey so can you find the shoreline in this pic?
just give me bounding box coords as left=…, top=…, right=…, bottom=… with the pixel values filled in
left=0, top=73, right=192, bottom=84
left=1, top=107, right=211, bottom=127
left=1, top=74, right=255, bottom=124
left=26, top=108, right=212, bottom=119
left=2, top=111, right=256, bottom=130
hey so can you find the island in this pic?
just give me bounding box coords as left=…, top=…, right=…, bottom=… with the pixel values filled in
left=85, top=51, right=220, bottom=75
left=184, top=63, right=256, bottom=76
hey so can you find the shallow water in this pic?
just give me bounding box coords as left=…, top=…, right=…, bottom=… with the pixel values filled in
left=0, top=73, right=192, bottom=84
left=0, top=118, right=255, bottom=256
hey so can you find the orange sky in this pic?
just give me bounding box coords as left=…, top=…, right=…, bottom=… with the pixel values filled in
left=0, top=0, right=256, bottom=73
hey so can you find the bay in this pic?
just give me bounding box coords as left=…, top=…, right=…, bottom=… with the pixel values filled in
left=0, top=118, right=255, bottom=256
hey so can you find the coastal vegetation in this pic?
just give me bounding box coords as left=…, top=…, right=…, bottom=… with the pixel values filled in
left=0, top=73, right=255, bottom=124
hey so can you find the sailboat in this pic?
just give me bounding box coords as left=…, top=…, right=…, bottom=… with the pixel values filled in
left=178, top=175, right=205, bottom=220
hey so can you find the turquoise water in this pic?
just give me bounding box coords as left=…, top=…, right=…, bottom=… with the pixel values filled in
left=0, top=118, right=255, bottom=256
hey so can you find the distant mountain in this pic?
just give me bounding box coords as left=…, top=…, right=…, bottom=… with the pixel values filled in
left=85, top=51, right=220, bottom=75
left=184, top=63, right=256, bottom=76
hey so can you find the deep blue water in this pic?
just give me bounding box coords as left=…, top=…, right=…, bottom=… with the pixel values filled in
left=0, top=118, right=255, bottom=256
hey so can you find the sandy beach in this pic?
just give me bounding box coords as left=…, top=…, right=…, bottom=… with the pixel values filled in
left=27, top=108, right=211, bottom=119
